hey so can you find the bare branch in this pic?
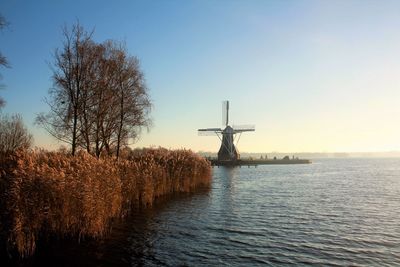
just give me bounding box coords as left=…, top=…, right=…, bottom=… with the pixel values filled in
left=0, top=114, right=33, bottom=152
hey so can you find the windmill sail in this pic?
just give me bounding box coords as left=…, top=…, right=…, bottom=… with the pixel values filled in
left=198, top=128, right=223, bottom=136
left=232, top=125, right=255, bottom=132
left=222, top=100, right=229, bottom=126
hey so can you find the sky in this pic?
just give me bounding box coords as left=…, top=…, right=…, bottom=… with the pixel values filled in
left=0, top=0, right=400, bottom=153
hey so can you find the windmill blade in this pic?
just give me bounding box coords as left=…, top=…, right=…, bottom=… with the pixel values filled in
left=198, top=131, right=220, bottom=136
left=232, top=124, right=255, bottom=132
left=198, top=128, right=223, bottom=132
left=222, top=100, right=229, bottom=126
left=198, top=128, right=222, bottom=136
left=234, top=129, right=255, bottom=133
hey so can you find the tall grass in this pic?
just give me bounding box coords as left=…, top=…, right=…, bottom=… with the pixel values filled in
left=0, top=148, right=211, bottom=257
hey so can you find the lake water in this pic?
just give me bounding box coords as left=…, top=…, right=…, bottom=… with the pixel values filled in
left=18, top=158, right=400, bottom=266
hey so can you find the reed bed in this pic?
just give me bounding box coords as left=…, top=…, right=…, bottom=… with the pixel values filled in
left=0, top=148, right=211, bottom=257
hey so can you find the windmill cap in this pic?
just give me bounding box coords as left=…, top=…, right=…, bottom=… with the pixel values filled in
left=223, top=126, right=234, bottom=133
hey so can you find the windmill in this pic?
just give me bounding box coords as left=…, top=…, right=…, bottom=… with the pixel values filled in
left=198, top=101, right=255, bottom=161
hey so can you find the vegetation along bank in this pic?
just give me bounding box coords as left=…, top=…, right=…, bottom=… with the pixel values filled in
left=0, top=148, right=212, bottom=258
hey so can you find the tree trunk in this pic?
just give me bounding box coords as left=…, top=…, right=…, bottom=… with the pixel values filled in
left=72, top=109, right=78, bottom=156
left=116, top=88, right=124, bottom=160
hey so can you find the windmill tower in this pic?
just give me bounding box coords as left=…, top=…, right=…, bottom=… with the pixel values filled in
left=198, top=101, right=255, bottom=161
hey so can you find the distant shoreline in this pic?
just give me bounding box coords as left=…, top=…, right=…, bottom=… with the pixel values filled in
left=197, top=151, right=400, bottom=159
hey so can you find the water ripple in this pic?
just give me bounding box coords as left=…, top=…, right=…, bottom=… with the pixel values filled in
left=124, top=158, right=400, bottom=266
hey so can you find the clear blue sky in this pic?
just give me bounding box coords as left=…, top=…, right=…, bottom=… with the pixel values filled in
left=1, top=0, right=400, bottom=153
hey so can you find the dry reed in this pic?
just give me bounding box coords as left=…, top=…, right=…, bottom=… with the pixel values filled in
left=0, top=148, right=211, bottom=257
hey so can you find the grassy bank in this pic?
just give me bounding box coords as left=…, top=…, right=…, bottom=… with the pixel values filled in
left=0, top=148, right=211, bottom=257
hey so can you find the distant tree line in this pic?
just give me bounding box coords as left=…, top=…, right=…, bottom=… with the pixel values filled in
left=37, top=22, right=151, bottom=158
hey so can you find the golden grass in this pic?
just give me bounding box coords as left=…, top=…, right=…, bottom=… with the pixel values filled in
left=0, top=148, right=211, bottom=257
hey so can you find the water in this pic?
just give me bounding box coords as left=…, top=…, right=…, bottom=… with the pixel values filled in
left=19, top=158, right=400, bottom=266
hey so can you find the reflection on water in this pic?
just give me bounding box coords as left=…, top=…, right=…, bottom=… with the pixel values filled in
left=8, top=158, right=400, bottom=266
left=217, top=167, right=238, bottom=219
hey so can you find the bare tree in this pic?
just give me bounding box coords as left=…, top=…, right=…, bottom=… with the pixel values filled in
left=0, top=93, right=4, bottom=110
left=88, top=41, right=151, bottom=159
left=112, top=46, right=151, bottom=159
left=89, top=41, right=117, bottom=157
left=0, top=14, right=9, bottom=68
left=77, top=41, right=103, bottom=154
left=0, top=13, right=10, bottom=109
left=0, top=114, right=33, bottom=152
left=36, top=22, right=94, bottom=155
left=38, top=22, right=151, bottom=158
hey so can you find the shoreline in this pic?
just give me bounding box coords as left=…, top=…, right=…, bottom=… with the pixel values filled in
left=209, top=158, right=311, bottom=167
